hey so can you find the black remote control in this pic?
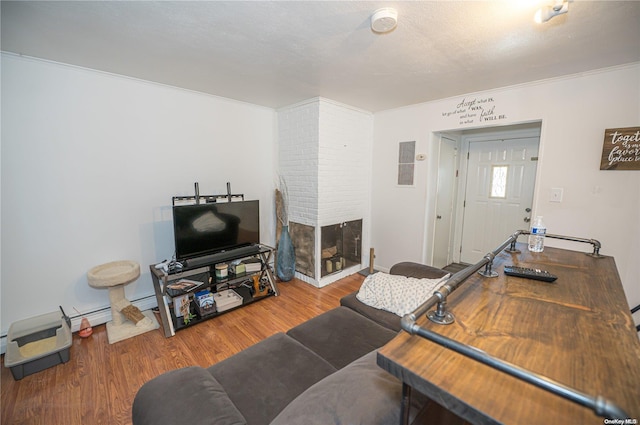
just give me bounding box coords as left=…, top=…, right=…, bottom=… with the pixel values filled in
left=503, top=265, right=558, bottom=282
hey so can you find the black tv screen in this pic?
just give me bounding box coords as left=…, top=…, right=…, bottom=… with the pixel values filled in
left=173, top=200, right=260, bottom=261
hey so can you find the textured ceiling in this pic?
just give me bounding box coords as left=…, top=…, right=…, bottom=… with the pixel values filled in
left=2, top=1, right=639, bottom=112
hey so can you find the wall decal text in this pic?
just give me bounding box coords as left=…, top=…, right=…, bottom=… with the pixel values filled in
left=442, top=96, right=507, bottom=125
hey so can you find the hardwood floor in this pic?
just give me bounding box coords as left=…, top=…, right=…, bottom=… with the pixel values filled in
left=1, top=274, right=363, bottom=425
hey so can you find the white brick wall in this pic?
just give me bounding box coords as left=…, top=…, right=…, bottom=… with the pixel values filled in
left=278, top=97, right=373, bottom=286
left=318, top=100, right=372, bottom=226
left=278, top=99, right=320, bottom=226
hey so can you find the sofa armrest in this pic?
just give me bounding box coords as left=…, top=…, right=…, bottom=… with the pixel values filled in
left=340, top=293, right=402, bottom=332
left=132, top=366, right=246, bottom=425
left=389, top=262, right=448, bottom=279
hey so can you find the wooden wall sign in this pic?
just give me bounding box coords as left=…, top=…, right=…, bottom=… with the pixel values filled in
left=600, top=126, right=640, bottom=170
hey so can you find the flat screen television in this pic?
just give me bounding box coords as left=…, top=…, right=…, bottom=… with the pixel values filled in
left=172, top=200, right=260, bottom=261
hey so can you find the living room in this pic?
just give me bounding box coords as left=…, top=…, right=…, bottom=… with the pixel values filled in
left=2, top=1, right=639, bottom=337
left=1, top=1, right=639, bottom=424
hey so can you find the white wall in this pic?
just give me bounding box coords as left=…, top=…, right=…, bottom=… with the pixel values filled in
left=371, top=63, right=640, bottom=307
left=1, top=54, right=276, bottom=340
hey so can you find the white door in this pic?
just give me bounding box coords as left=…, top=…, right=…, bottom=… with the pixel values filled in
left=433, top=137, right=457, bottom=268
left=460, top=138, right=539, bottom=264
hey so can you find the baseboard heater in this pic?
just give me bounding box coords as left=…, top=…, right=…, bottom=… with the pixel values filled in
left=0, top=295, right=157, bottom=355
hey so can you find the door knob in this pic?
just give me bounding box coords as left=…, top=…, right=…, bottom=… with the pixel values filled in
left=524, top=216, right=531, bottom=223
left=436, top=215, right=442, bottom=219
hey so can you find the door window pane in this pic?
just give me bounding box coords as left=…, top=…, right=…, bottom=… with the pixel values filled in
left=490, top=165, right=508, bottom=198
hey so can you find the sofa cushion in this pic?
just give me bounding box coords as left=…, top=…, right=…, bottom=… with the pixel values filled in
left=270, top=351, right=408, bottom=425
left=132, top=366, right=246, bottom=425
left=208, top=332, right=337, bottom=425
left=286, top=307, right=397, bottom=369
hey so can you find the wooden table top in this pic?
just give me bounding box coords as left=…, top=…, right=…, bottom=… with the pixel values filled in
left=377, top=244, right=640, bottom=424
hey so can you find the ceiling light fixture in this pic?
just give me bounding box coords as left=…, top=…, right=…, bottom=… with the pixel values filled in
left=371, top=7, right=398, bottom=33
left=534, top=0, right=569, bottom=23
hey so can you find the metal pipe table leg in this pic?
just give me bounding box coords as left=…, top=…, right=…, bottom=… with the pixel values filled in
left=400, top=382, right=411, bottom=425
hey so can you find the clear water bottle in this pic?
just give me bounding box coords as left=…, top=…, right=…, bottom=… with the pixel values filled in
left=528, top=216, right=546, bottom=253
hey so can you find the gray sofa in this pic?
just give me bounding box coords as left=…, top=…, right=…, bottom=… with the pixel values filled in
left=132, top=262, right=448, bottom=425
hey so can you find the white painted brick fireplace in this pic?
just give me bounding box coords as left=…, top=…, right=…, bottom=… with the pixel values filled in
left=278, top=97, right=373, bottom=287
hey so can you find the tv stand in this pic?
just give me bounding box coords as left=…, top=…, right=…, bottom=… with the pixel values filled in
left=150, top=244, right=279, bottom=337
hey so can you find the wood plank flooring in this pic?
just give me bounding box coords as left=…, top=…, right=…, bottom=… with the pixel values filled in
left=1, top=274, right=363, bottom=425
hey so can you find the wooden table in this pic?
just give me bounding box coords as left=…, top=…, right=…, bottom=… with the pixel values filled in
left=377, top=244, right=640, bottom=424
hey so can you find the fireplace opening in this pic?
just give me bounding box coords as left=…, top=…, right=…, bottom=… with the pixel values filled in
left=320, top=219, right=362, bottom=278
left=289, top=222, right=315, bottom=279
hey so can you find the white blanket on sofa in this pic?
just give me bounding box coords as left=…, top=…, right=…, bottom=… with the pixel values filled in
left=356, top=272, right=450, bottom=317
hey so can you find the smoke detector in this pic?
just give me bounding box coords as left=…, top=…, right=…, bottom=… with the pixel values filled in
left=371, top=8, right=398, bottom=33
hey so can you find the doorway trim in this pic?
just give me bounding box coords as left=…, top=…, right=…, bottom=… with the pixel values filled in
left=429, top=122, right=542, bottom=266
left=431, top=135, right=459, bottom=268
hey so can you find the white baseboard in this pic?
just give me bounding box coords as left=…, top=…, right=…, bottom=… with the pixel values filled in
left=0, top=296, right=158, bottom=355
